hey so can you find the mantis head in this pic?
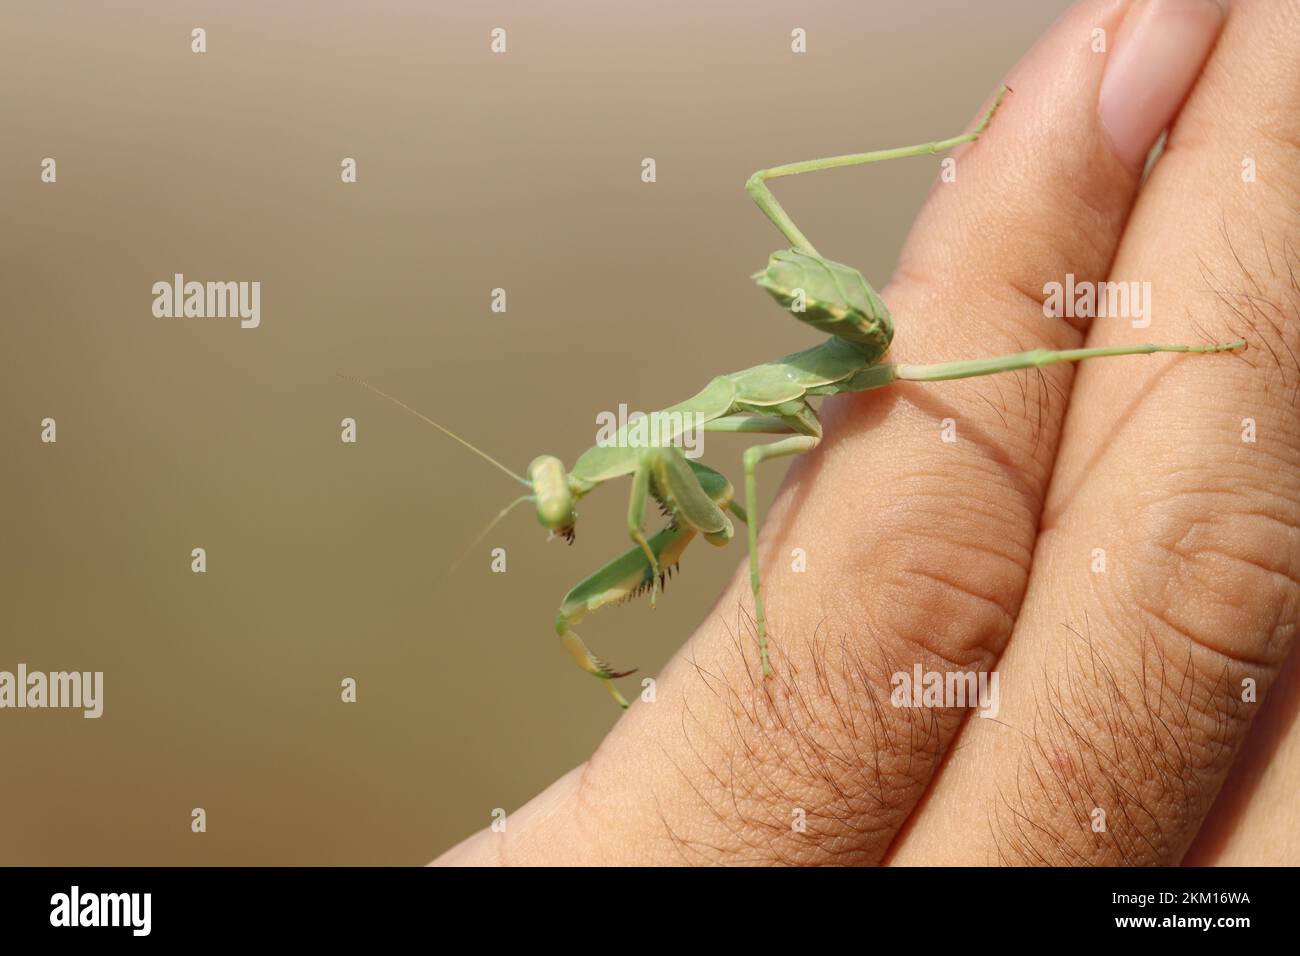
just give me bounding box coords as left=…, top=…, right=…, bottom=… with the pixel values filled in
left=339, top=376, right=592, bottom=559
left=527, top=455, right=578, bottom=542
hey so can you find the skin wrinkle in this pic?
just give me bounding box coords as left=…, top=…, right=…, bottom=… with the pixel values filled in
left=1133, top=602, right=1279, bottom=671
left=570, top=739, right=632, bottom=861
left=1128, top=489, right=1300, bottom=632
left=854, top=585, right=1006, bottom=675
left=897, top=566, right=1018, bottom=630
left=1166, top=540, right=1295, bottom=612
left=1110, top=461, right=1300, bottom=671
left=987, top=274, right=1091, bottom=336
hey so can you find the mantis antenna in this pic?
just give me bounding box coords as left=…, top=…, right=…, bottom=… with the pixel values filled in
left=338, top=373, right=531, bottom=487
left=444, top=494, right=534, bottom=579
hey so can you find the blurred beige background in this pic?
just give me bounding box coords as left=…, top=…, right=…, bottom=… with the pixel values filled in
left=0, top=0, right=1070, bottom=864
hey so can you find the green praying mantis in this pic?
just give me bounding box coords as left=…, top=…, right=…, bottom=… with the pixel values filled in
left=351, top=85, right=1245, bottom=708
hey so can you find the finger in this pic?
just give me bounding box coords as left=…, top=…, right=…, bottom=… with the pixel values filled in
left=892, top=0, right=1300, bottom=865
left=1183, top=645, right=1300, bottom=865
left=455, top=0, right=1226, bottom=865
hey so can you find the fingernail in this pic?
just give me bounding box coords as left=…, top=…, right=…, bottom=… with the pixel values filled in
left=1098, top=0, right=1225, bottom=169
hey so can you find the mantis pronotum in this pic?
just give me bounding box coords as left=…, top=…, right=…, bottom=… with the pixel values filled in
left=352, top=85, right=1245, bottom=708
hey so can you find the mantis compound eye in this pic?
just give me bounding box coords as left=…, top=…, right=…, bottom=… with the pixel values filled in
left=528, top=455, right=576, bottom=533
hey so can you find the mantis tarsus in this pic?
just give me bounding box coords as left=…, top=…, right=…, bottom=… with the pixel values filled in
left=352, top=85, right=1246, bottom=708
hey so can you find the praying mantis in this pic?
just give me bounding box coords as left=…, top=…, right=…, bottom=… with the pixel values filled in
left=351, top=85, right=1245, bottom=708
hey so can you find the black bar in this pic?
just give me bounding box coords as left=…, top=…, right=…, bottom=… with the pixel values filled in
left=0, top=866, right=1280, bottom=943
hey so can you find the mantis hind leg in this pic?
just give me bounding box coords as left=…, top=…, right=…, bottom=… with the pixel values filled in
left=888, top=339, right=1247, bottom=383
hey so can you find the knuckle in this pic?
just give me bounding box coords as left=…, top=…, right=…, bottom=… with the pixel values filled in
left=870, top=527, right=1026, bottom=668
left=640, top=457, right=1041, bottom=863
left=1113, top=478, right=1300, bottom=670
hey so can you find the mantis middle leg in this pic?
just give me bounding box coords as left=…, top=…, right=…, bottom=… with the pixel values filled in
left=708, top=401, right=823, bottom=676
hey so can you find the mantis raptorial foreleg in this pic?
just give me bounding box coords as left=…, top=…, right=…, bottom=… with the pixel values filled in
left=626, top=455, right=660, bottom=603
left=747, top=86, right=1011, bottom=255
left=561, top=623, right=638, bottom=708
left=557, top=458, right=737, bottom=707
left=653, top=450, right=736, bottom=548
left=628, top=448, right=736, bottom=605
left=557, top=525, right=694, bottom=709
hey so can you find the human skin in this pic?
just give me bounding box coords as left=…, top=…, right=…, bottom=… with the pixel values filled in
left=437, top=0, right=1300, bottom=866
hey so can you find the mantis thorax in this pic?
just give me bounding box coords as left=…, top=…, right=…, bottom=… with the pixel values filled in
left=754, top=248, right=894, bottom=362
